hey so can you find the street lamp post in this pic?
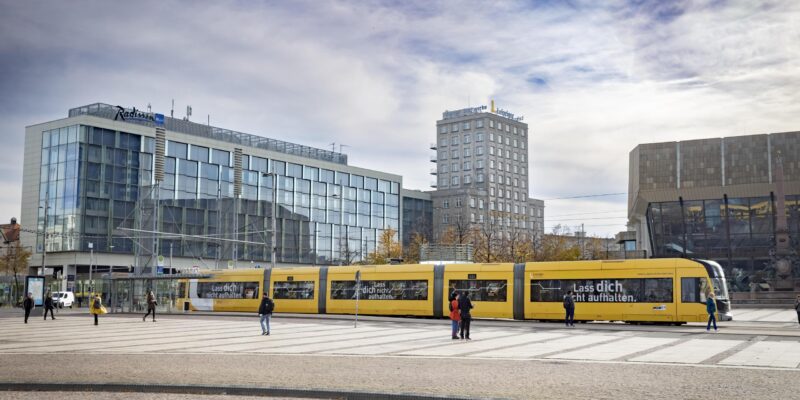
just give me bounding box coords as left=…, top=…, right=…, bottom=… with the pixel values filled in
left=88, top=242, right=93, bottom=298
left=332, top=193, right=344, bottom=265
left=262, top=172, right=278, bottom=270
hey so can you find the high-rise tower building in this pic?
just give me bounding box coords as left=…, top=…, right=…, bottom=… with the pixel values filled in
left=430, top=103, right=544, bottom=245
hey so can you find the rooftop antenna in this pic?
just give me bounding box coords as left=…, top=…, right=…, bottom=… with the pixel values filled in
left=185, top=105, right=192, bottom=121
left=330, top=142, right=336, bottom=152
left=170, top=99, right=174, bottom=118
left=147, top=103, right=152, bottom=113
left=207, top=114, right=210, bottom=126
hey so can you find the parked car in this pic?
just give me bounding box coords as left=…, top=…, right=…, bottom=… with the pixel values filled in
left=52, top=291, right=75, bottom=308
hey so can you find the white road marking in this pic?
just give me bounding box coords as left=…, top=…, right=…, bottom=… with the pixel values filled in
left=631, top=339, right=744, bottom=364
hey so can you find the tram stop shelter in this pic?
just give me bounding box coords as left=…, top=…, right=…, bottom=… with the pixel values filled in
left=104, top=274, right=211, bottom=314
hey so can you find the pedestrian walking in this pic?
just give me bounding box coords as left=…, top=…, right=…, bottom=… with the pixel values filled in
left=90, top=294, right=106, bottom=325
left=706, top=292, right=718, bottom=332
left=563, top=290, right=575, bottom=327
left=23, top=293, right=34, bottom=324
left=258, top=292, right=274, bottom=335
left=793, top=295, right=799, bottom=326
left=44, top=290, right=55, bottom=320
left=458, top=291, right=474, bottom=340
left=449, top=292, right=461, bottom=339
left=143, top=290, right=157, bottom=322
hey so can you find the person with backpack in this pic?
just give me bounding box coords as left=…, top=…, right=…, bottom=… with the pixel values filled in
left=449, top=292, right=461, bottom=339
left=258, top=292, right=274, bottom=335
left=563, top=290, right=575, bottom=327
left=143, top=290, right=157, bottom=322
left=44, top=290, right=55, bottom=320
left=23, top=293, right=34, bottom=324
left=706, top=292, right=718, bottom=332
left=90, top=294, right=106, bottom=325
left=458, top=291, right=474, bottom=340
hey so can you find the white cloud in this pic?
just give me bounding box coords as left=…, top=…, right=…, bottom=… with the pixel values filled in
left=0, top=0, right=798, bottom=238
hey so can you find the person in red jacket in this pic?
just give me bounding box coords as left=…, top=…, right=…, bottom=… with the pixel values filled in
left=449, top=292, right=461, bottom=339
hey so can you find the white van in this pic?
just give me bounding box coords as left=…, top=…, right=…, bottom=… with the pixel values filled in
left=52, top=292, right=75, bottom=308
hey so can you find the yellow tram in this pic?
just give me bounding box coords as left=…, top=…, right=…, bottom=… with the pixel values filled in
left=175, top=258, right=732, bottom=323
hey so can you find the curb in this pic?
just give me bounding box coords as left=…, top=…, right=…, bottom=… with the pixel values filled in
left=0, top=382, right=496, bottom=400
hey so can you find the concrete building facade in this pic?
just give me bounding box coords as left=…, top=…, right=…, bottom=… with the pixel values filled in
left=628, top=131, right=800, bottom=290
left=431, top=105, right=544, bottom=245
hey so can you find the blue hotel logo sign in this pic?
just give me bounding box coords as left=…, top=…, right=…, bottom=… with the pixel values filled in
left=114, top=106, right=164, bottom=126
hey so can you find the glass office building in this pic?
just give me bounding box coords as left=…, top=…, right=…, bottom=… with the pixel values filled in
left=628, top=132, right=800, bottom=290
left=24, top=103, right=402, bottom=276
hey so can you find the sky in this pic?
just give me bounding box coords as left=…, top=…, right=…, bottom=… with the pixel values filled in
left=0, top=0, right=799, bottom=238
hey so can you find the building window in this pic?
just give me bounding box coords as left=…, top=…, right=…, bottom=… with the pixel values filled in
left=463, top=122, right=470, bottom=130
left=464, top=147, right=471, bottom=157
left=506, top=190, right=511, bottom=198
left=439, top=150, right=448, bottom=160
left=490, top=201, right=496, bottom=211
left=441, top=164, right=449, bottom=173
left=439, top=125, right=447, bottom=134
left=505, top=137, right=510, bottom=145
left=471, top=213, right=476, bottom=223
left=464, top=161, right=471, bottom=170
left=522, top=129, right=526, bottom=137
left=476, top=160, right=484, bottom=169
left=506, top=125, right=510, bottom=132
left=477, top=120, right=484, bottom=128
left=513, top=165, right=518, bottom=173
left=452, top=176, right=460, bottom=186
left=514, top=127, right=518, bottom=134
left=478, top=199, right=484, bottom=209
left=452, top=123, right=459, bottom=132
left=513, top=178, right=519, bottom=187
left=506, top=176, right=511, bottom=185
left=514, top=205, right=519, bottom=213
left=490, top=187, right=496, bottom=196
left=451, top=150, right=459, bottom=158
left=489, top=133, right=494, bottom=141
left=513, top=139, right=518, bottom=147
left=443, top=199, right=450, bottom=208
left=476, top=133, right=484, bottom=141
left=477, top=173, right=484, bottom=183
left=489, top=173, right=495, bottom=183
left=513, top=152, right=518, bottom=161
left=470, top=198, right=476, bottom=208
left=490, top=160, right=495, bottom=169
left=521, top=154, right=526, bottom=162
left=464, top=134, right=471, bottom=143
left=443, top=214, right=449, bottom=224
left=476, top=146, right=484, bottom=156
left=497, top=134, right=502, bottom=144
left=505, top=150, right=510, bottom=159
left=498, top=161, right=503, bottom=170
left=456, top=198, right=463, bottom=207
left=506, top=163, right=510, bottom=172
left=489, top=146, right=494, bottom=155
left=489, top=120, right=494, bottom=128
left=439, top=138, right=448, bottom=147
left=497, top=122, right=502, bottom=131
left=464, top=174, right=471, bottom=184
left=451, top=136, right=459, bottom=145
left=452, top=162, right=459, bottom=172
left=479, top=214, right=485, bottom=223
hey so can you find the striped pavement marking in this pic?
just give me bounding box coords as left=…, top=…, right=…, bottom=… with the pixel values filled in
left=719, top=341, right=800, bottom=368
left=1, top=316, right=799, bottom=370
left=630, top=338, right=744, bottom=364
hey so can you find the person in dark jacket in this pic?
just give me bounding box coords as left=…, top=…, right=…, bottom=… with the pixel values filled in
left=258, top=293, right=274, bottom=335
left=23, top=293, right=34, bottom=324
left=458, top=291, right=474, bottom=340
left=706, top=293, right=718, bottom=332
left=143, top=290, right=157, bottom=322
left=563, top=290, right=576, bottom=327
left=44, top=291, right=55, bottom=320
left=794, top=295, right=800, bottom=325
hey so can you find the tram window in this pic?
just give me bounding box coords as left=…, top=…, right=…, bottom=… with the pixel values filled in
left=531, top=279, right=673, bottom=303
left=273, top=281, right=315, bottom=300
left=177, top=282, right=186, bottom=298
left=449, top=280, right=507, bottom=302
left=197, top=282, right=259, bottom=299
left=330, top=280, right=428, bottom=300
left=681, top=278, right=708, bottom=303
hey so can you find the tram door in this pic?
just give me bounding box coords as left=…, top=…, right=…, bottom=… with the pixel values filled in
left=677, top=270, right=709, bottom=322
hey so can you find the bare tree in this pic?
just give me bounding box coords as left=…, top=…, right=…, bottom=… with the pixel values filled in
left=0, top=242, right=31, bottom=305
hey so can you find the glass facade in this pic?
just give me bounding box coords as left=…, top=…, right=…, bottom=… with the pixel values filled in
left=647, top=195, right=800, bottom=290
left=38, top=125, right=401, bottom=266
